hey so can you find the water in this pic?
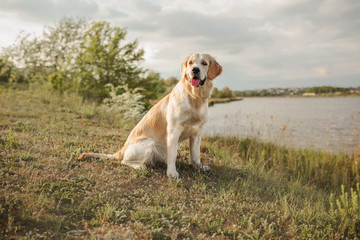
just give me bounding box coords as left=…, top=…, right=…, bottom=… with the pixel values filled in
left=204, top=97, right=360, bottom=153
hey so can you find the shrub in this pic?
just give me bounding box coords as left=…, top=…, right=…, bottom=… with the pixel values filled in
left=329, top=184, right=360, bottom=238
left=101, top=83, right=145, bottom=122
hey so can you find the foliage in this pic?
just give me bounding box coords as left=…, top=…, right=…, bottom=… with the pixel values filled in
left=2, top=18, right=164, bottom=108
left=4, top=18, right=87, bottom=85
left=233, top=86, right=356, bottom=97
left=164, top=76, right=179, bottom=87
left=161, top=76, right=179, bottom=96
left=306, top=86, right=348, bottom=94
left=75, top=21, right=145, bottom=101
left=234, top=89, right=272, bottom=97
left=101, top=83, right=145, bottom=122
left=329, top=184, right=360, bottom=238
left=211, top=86, right=233, bottom=98
left=0, top=56, right=26, bottom=83
left=136, top=71, right=166, bottom=109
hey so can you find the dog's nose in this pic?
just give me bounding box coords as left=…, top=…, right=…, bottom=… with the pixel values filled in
left=192, top=67, right=200, bottom=74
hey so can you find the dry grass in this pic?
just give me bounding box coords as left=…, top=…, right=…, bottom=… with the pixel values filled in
left=1, top=85, right=359, bottom=239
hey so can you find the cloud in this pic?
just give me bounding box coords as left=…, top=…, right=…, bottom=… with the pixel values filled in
left=0, top=0, right=99, bottom=22
left=120, top=0, right=360, bottom=89
left=0, top=0, right=359, bottom=89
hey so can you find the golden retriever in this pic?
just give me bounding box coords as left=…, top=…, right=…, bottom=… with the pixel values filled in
left=78, top=53, right=222, bottom=178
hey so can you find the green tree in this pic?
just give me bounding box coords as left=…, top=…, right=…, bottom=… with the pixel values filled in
left=0, top=56, right=25, bottom=83
left=4, top=17, right=87, bottom=86
left=75, top=21, right=145, bottom=101
left=305, top=86, right=348, bottom=94
left=222, top=87, right=233, bottom=98
left=44, top=18, right=87, bottom=91
left=212, top=87, right=219, bottom=98
left=0, top=57, right=12, bottom=83
left=3, top=18, right=168, bottom=110
left=164, top=76, right=178, bottom=87
left=137, top=71, right=166, bottom=109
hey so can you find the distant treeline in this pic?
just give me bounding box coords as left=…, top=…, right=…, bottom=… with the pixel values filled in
left=209, top=85, right=360, bottom=98
left=232, top=86, right=359, bottom=97
left=305, top=86, right=349, bottom=94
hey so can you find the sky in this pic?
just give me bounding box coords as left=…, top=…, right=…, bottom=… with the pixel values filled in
left=0, top=0, right=359, bottom=90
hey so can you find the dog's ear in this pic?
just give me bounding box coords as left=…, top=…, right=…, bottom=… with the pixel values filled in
left=208, top=57, right=223, bottom=80
left=181, top=54, right=192, bottom=76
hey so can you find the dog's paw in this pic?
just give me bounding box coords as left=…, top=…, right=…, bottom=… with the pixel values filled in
left=133, top=164, right=147, bottom=170
left=167, top=170, right=179, bottom=179
left=200, top=165, right=210, bottom=172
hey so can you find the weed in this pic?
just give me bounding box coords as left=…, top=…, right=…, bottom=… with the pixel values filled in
left=329, top=183, right=360, bottom=238
left=1, top=128, right=19, bottom=149
left=95, top=203, right=127, bottom=224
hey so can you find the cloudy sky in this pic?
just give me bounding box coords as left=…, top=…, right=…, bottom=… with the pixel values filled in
left=1, top=0, right=359, bottom=90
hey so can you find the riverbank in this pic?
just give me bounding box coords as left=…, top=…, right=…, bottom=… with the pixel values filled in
left=209, top=96, right=243, bottom=106
left=1, top=87, right=359, bottom=239
left=236, top=93, right=360, bottom=98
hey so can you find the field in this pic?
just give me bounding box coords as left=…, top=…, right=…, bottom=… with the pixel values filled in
left=1, top=86, right=359, bottom=239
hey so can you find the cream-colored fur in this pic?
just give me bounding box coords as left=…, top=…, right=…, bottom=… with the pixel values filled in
left=78, top=53, right=222, bottom=178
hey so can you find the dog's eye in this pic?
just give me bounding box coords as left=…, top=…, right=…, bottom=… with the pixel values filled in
left=202, top=61, right=208, bottom=66
left=189, top=61, right=193, bottom=65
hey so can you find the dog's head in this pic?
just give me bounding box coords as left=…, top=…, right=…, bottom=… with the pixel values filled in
left=181, top=53, right=222, bottom=87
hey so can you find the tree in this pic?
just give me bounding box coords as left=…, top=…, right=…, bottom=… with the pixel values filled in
left=222, top=87, right=233, bottom=98
left=0, top=56, right=26, bottom=83
left=75, top=21, right=145, bottom=101
left=137, top=71, right=166, bottom=109
left=4, top=17, right=87, bottom=86
left=212, top=87, right=219, bottom=98
left=160, top=76, right=179, bottom=96
left=164, top=76, right=178, bottom=87
left=44, top=18, right=88, bottom=91
left=3, top=18, right=168, bottom=112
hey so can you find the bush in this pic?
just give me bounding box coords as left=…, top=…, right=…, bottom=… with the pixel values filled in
left=0, top=57, right=26, bottom=84
left=101, top=83, right=145, bottom=122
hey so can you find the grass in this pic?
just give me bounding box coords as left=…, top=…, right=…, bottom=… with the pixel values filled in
left=1, top=85, right=359, bottom=239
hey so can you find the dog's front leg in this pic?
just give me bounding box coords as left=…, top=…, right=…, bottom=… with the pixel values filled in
left=190, top=135, right=210, bottom=172
left=166, top=129, right=181, bottom=179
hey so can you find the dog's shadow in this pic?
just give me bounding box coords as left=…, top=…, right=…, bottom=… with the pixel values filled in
left=145, top=156, right=275, bottom=196
left=82, top=151, right=277, bottom=196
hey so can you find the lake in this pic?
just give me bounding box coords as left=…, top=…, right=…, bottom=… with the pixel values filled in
left=204, top=97, right=360, bottom=153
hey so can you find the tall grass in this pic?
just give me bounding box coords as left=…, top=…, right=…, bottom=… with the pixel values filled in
left=203, top=136, right=360, bottom=191
left=25, top=83, right=136, bottom=128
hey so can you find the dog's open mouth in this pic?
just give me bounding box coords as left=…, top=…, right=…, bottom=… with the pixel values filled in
left=191, top=77, right=201, bottom=87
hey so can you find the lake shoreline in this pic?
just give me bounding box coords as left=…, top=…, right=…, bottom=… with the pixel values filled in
left=209, top=96, right=243, bottom=106
left=235, top=94, right=360, bottom=98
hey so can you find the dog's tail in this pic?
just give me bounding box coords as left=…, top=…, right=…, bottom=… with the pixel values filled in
left=78, top=151, right=123, bottom=161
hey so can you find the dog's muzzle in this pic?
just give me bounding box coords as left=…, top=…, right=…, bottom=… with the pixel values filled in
left=191, top=76, right=206, bottom=87
left=190, top=67, right=206, bottom=87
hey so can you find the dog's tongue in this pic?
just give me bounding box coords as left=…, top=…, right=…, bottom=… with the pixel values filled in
left=191, top=78, right=200, bottom=87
